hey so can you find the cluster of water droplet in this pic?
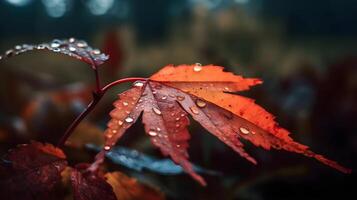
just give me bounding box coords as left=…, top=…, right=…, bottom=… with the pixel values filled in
left=0, top=38, right=109, bottom=67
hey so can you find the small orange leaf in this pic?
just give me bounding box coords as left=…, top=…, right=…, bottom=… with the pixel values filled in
left=105, top=172, right=165, bottom=200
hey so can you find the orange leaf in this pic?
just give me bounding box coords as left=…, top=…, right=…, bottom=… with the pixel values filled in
left=104, top=64, right=351, bottom=186
left=105, top=172, right=165, bottom=200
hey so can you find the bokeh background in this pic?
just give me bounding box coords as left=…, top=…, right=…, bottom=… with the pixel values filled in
left=0, top=0, right=356, bottom=199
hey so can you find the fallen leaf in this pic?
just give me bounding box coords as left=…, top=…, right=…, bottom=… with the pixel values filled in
left=103, top=64, right=351, bottom=186
left=106, top=171, right=165, bottom=200
left=70, top=164, right=117, bottom=200
left=0, top=141, right=67, bottom=200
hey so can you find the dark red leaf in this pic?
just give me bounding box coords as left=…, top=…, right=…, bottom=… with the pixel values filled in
left=70, top=165, right=117, bottom=200
left=0, top=141, right=67, bottom=200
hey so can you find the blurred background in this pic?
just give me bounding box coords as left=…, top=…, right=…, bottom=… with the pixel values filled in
left=0, top=0, right=356, bottom=199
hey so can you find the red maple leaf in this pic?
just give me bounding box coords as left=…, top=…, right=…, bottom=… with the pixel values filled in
left=103, top=64, right=351, bottom=186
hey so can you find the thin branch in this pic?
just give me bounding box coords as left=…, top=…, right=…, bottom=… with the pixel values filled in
left=57, top=93, right=101, bottom=147
left=94, top=68, right=101, bottom=93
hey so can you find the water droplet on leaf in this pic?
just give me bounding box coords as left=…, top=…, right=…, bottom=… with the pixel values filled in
left=104, top=146, right=111, bottom=151
left=125, top=117, right=134, bottom=123
left=133, top=81, right=144, bottom=87
left=152, top=107, right=162, bottom=115
left=69, top=46, right=76, bottom=52
left=239, top=127, right=250, bottom=134
left=196, top=99, right=206, bottom=108
left=194, top=63, right=202, bottom=72
left=91, top=49, right=101, bottom=55
left=76, top=41, right=88, bottom=48
left=15, top=45, right=22, bottom=50
left=148, top=130, right=158, bottom=136
left=50, top=42, right=60, bottom=48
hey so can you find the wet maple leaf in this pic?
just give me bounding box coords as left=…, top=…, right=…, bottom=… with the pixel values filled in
left=0, top=141, right=67, bottom=200
left=106, top=172, right=165, bottom=200
left=0, top=38, right=109, bottom=67
left=104, top=64, right=351, bottom=186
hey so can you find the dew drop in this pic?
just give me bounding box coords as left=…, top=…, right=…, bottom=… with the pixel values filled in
left=15, top=45, right=22, bottom=50
left=76, top=41, right=88, bottom=48
left=175, top=124, right=180, bottom=128
left=157, top=127, right=161, bottom=131
left=224, top=86, right=229, bottom=91
left=104, top=146, right=111, bottom=151
left=152, top=107, right=162, bottom=115
left=106, top=134, right=113, bottom=139
left=195, top=99, right=206, bottom=108
left=190, top=106, right=199, bottom=114
left=69, top=46, right=76, bottom=52
left=118, top=120, right=124, bottom=125
left=138, top=99, right=143, bottom=103
left=37, top=45, right=46, bottom=49
left=175, top=117, right=180, bottom=121
left=51, top=42, right=60, bottom=48
left=176, top=144, right=181, bottom=148
left=193, top=63, right=202, bottom=72
left=91, top=49, right=101, bottom=55
left=239, top=127, right=250, bottom=135
left=52, top=47, right=60, bottom=52
left=169, top=94, right=175, bottom=98
left=5, top=50, right=14, bottom=57
left=148, top=130, right=158, bottom=136
left=112, top=130, right=117, bottom=134
left=152, top=91, right=157, bottom=94
left=180, top=113, right=185, bottom=117
left=125, top=117, right=134, bottom=123
left=133, top=81, right=144, bottom=87
left=161, top=96, right=167, bottom=100
left=176, top=95, right=185, bottom=101
left=69, top=38, right=76, bottom=43
left=123, top=102, right=129, bottom=106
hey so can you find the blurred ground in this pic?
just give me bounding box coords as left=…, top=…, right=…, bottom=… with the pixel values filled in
left=0, top=0, right=356, bottom=199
